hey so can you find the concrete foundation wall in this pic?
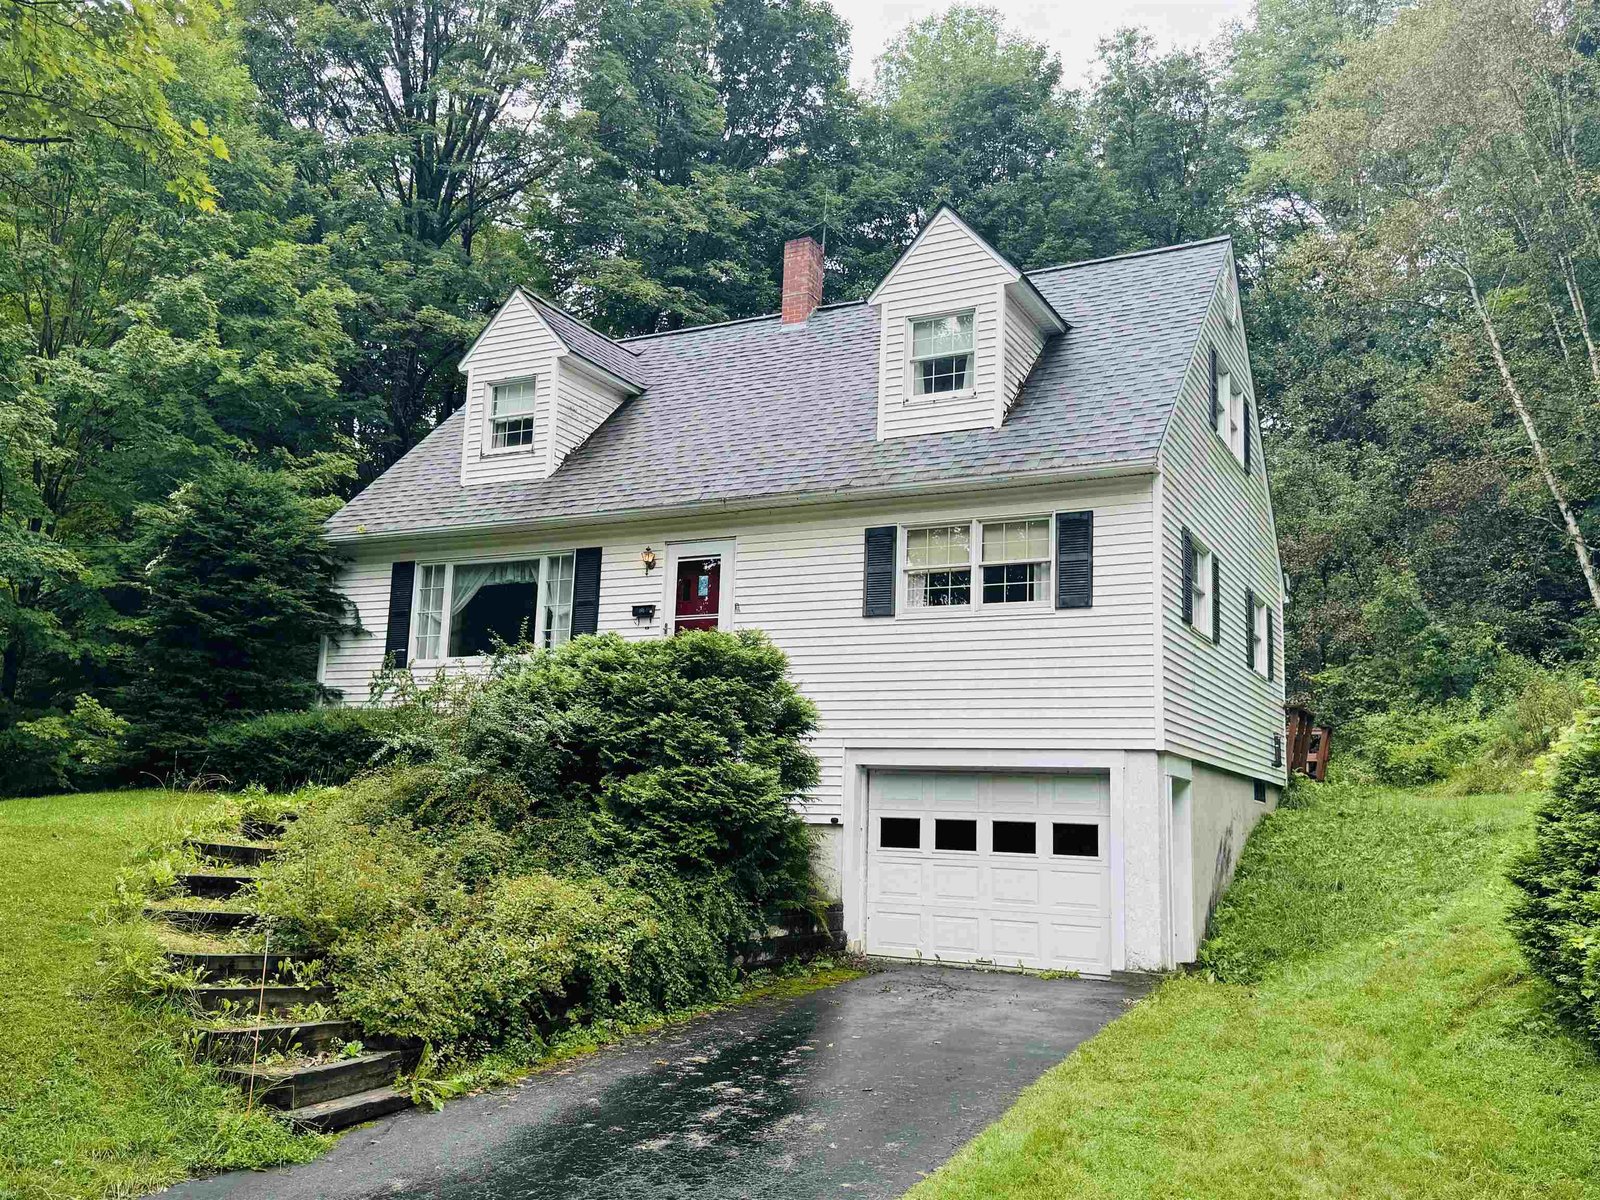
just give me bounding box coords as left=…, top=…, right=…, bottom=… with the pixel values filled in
left=1189, top=761, right=1276, bottom=948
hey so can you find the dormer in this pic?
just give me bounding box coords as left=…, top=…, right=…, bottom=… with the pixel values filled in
left=869, top=207, right=1066, bottom=440
left=457, top=289, right=646, bottom=486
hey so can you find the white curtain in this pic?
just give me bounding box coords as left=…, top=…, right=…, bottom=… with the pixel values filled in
left=450, top=560, right=539, bottom=617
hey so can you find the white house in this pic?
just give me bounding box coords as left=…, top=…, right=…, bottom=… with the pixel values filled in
left=321, top=207, right=1286, bottom=976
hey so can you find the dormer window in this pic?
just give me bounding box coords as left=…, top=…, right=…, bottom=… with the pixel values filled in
left=489, top=379, right=537, bottom=450
left=910, top=311, right=975, bottom=397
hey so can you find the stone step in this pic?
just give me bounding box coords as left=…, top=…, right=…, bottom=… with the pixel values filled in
left=165, top=949, right=312, bottom=983
left=144, top=905, right=256, bottom=933
left=222, top=1049, right=412, bottom=1111
left=188, top=839, right=279, bottom=867
left=280, top=1084, right=416, bottom=1133
left=177, top=871, right=257, bottom=900
left=190, top=982, right=333, bottom=1014
left=197, top=1018, right=361, bottom=1063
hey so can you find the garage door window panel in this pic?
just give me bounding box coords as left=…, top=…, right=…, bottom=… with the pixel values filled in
left=935, top=818, right=978, bottom=852
left=992, top=820, right=1037, bottom=854
left=879, top=817, right=921, bottom=849
left=1052, top=822, right=1101, bottom=858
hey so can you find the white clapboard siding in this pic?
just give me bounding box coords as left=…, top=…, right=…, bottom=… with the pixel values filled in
left=459, top=292, right=561, bottom=486
left=322, top=477, right=1160, bottom=821
left=875, top=211, right=1013, bottom=439
left=1158, top=249, right=1286, bottom=782
left=553, top=360, right=627, bottom=467
left=1002, top=291, right=1047, bottom=412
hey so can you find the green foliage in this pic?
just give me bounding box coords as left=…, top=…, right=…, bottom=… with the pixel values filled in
left=253, top=630, right=821, bottom=1057
left=1327, top=659, right=1589, bottom=789
left=197, top=706, right=413, bottom=792
left=0, top=695, right=128, bottom=796
left=1508, top=684, right=1600, bottom=1043
left=121, top=462, right=359, bottom=762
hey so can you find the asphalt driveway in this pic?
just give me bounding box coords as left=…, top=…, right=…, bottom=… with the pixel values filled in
left=163, top=964, right=1149, bottom=1200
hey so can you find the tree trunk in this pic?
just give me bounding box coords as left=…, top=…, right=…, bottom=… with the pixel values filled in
left=1467, top=272, right=1600, bottom=612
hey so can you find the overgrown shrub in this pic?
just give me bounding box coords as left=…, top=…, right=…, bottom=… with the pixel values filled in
left=199, top=707, right=414, bottom=791
left=253, top=630, right=821, bottom=1058
left=1508, top=684, right=1600, bottom=1044
left=1328, top=660, right=1588, bottom=789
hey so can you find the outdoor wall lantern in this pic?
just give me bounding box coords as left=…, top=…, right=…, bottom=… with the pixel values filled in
left=640, top=546, right=658, bottom=573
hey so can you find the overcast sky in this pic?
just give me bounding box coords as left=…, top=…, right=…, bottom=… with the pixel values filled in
left=830, top=0, right=1255, bottom=88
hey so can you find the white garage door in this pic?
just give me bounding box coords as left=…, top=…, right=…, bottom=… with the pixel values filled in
left=865, top=770, right=1112, bottom=975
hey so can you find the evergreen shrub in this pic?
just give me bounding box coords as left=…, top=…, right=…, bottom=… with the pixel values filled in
left=1508, top=684, right=1600, bottom=1043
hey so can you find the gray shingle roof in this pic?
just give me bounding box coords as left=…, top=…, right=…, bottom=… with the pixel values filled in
left=523, top=293, right=648, bottom=389
left=327, top=237, right=1230, bottom=542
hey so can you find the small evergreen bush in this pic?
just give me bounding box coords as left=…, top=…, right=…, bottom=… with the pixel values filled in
left=1508, top=684, right=1600, bottom=1043
left=199, top=707, right=410, bottom=791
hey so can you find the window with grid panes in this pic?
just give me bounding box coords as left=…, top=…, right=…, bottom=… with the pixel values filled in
left=489, top=380, right=537, bottom=449
left=909, top=312, right=975, bottom=396
left=904, top=524, right=971, bottom=607
left=981, top=518, right=1050, bottom=604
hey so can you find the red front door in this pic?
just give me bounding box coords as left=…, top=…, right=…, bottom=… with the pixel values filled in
left=674, top=555, right=722, bottom=633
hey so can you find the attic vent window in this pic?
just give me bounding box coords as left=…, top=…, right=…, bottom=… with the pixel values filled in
left=489, top=379, right=537, bottom=450
left=910, top=311, right=974, bottom=396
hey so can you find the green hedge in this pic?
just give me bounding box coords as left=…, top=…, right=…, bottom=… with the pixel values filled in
left=198, top=707, right=407, bottom=792
left=1508, top=683, right=1600, bottom=1043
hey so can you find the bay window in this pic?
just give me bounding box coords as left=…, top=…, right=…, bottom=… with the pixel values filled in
left=411, top=553, right=577, bottom=663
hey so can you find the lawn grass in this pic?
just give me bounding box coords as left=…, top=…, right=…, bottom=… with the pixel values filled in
left=909, top=786, right=1600, bottom=1200
left=0, top=790, right=325, bottom=1200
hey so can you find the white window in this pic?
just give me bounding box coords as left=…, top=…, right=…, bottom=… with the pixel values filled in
left=1188, top=536, right=1214, bottom=638
left=411, top=553, right=577, bottom=662
left=909, top=311, right=975, bottom=397
left=904, top=517, right=1052, bottom=611
left=905, top=523, right=971, bottom=608
left=489, top=379, right=537, bottom=450
left=413, top=564, right=447, bottom=662
left=1251, top=593, right=1269, bottom=677
left=980, top=518, right=1051, bottom=605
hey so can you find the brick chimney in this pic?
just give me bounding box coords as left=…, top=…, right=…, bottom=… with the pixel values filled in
left=781, top=236, right=824, bottom=324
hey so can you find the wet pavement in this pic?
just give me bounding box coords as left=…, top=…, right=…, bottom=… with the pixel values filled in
left=162, top=964, right=1149, bottom=1200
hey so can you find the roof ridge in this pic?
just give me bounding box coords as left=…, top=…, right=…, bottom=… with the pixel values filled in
left=1025, top=235, right=1233, bottom=277
left=618, top=299, right=866, bottom=343
left=521, top=288, right=642, bottom=358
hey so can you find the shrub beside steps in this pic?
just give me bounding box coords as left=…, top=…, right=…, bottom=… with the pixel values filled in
left=143, top=813, right=422, bottom=1132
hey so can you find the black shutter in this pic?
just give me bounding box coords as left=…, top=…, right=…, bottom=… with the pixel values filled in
left=1056, top=511, right=1093, bottom=609
left=1245, top=586, right=1257, bottom=669
left=1268, top=609, right=1277, bottom=681
left=1209, top=346, right=1220, bottom=427
left=384, top=561, right=416, bottom=668
left=1180, top=527, right=1194, bottom=625
left=1211, top=555, right=1222, bottom=645
left=863, top=525, right=897, bottom=617
left=1243, top=400, right=1254, bottom=473
left=571, top=546, right=602, bottom=636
